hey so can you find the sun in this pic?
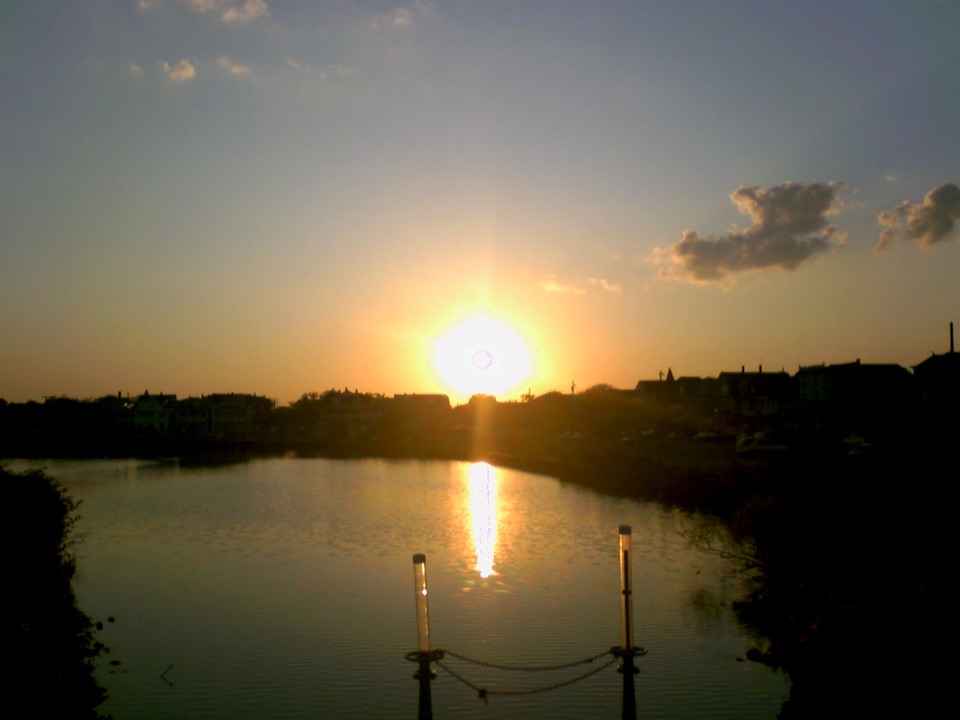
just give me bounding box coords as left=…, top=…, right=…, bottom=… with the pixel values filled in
left=432, top=312, right=534, bottom=402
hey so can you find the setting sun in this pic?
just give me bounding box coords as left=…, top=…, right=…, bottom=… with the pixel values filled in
left=432, top=312, right=534, bottom=402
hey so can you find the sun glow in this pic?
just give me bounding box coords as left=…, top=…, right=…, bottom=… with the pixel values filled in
left=432, top=312, right=534, bottom=402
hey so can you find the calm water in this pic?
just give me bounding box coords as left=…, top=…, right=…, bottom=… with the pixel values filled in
left=11, top=457, right=788, bottom=719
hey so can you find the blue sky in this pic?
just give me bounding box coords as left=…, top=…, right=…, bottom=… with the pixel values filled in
left=1, top=1, right=958, bottom=404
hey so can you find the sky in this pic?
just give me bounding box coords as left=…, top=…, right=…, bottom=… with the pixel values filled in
left=1, top=1, right=958, bottom=406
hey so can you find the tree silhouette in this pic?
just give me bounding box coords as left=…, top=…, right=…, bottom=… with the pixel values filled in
left=5, top=468, right=109, bottom=719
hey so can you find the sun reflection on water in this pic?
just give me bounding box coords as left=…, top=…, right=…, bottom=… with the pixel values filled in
left=467, top=462, right=498, bottom=578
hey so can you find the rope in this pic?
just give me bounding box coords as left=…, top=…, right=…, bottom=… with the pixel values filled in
left=435, top=653, right=620, bottom=699
left=440, top=648, right=613, bottom=672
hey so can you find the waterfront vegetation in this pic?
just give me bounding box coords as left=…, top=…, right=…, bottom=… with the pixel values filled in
left=720, top=440, right=947, bottom=718
left=5, top=467, right=110, bottom=719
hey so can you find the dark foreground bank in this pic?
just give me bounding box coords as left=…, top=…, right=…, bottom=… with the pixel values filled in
left=725, top=437, right=951, bottom=719
left=4, top=467, right=110, bottom=720
left=573, top=436, right=951, bottom=719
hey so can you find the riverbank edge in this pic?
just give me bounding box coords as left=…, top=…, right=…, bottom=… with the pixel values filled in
left=4, top=467, right=111, bottom=719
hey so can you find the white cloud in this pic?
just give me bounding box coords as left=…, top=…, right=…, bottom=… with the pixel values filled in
left=654, top=181, right=847, bottom=283
left=282, top=56, right=357, bottom=87
left=218, top=56, right=250, bottom=75
left=222, top=0, right=269, bottom=24
left=541, top=275, right=623, bottom=295
left=127, top=62, right=143, bottom=76
left=140, top=0, right=216, bottom=13
left=141, top=1, right=268, bottom=24
left=283, top=56, right=334, bottom=83
left=391, top=8, right=413, bottom=27
left=542, top=279, right=586, bottom=295
left=185, top=0, right=219, bottom=12
left=876, top=182, right=960, bottom=251
left=372, top=7, right=415, bottom=29
left=589, top=278, right=621, bottom=293
left=161, top=59, right=196, bottom=82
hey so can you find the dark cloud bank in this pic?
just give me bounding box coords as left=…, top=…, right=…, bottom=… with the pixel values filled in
left=657, top=181, right=846, bottom=283
left=877, top=182, right=960, bottom=251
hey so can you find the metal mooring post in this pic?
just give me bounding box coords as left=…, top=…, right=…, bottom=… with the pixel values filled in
left=411, top=553, right=437, bottom=720
left=614, top=525, right=642, bottom=720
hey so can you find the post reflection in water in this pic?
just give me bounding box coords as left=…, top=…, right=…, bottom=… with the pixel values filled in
left=466, top=462, right=498, bottom=578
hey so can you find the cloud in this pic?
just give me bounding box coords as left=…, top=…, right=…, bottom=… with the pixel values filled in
left=222, top=0, right=268, bottom=24
left=876, top=182, right=960, bottom=251
left=654, top=181, right=847, bottom=283
left=541, top=277, right=621, bottom=295
left=141, top=1, right=268, bottom=24
left=541, top=279, right=586, bottom=295
left=185, top=0, right=219, bottom=12
left=283, top=56, right=354, bottom=84
left=161, top=59, right=196, bottom=82
left=372, top=7, right=415, bottom=29
left=140, top=0, right=217, bottom=13
left=391, top=8, right=413, bottom=27
left=127, top=62, right=143, bottom=76
left=589, top=278, right=621, bottom=293
left=218, top=56, right=250, bottom=75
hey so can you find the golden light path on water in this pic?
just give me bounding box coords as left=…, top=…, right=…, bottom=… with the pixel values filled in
left=466, top=462, right=498, bottom=578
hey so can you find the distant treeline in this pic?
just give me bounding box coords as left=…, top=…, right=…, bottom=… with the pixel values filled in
left=2, top=351, right=957, bottom=460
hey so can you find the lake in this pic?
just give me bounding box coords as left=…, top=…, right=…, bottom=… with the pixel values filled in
left=10, top=457, right=789, bottom=719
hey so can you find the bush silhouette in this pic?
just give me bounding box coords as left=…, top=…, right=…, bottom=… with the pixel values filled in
left=4, top=467, right=108, bottom=719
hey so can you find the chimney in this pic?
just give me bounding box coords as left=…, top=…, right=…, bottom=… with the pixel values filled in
left=952, top=321, right=955, bottom=354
